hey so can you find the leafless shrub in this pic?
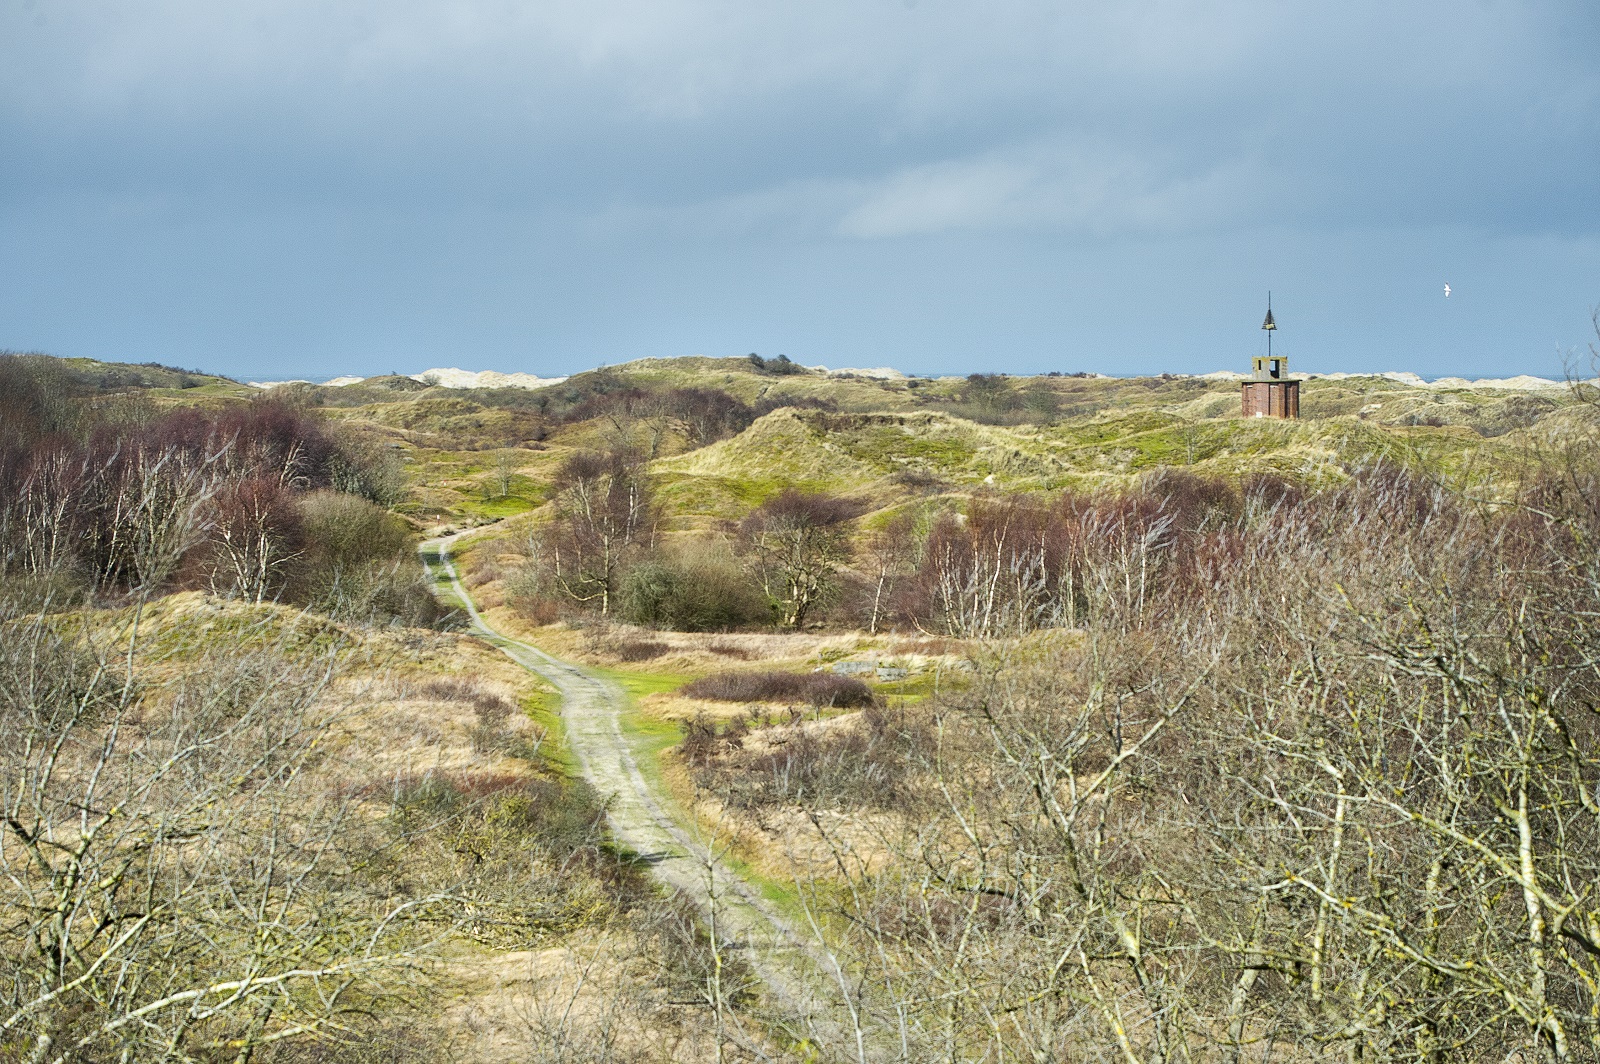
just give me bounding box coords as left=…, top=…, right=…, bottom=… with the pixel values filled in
left=676, top=713, right=748, bottom=768
left=0, top=609, right=447, bottom=1062
left=511, top=588, right=563, bottom=626
left=307, top=556, right=447, bottom=628
left=797, top=454, right=1600, bottom=1062
left=418, top=676, right=513, bottom=718
left=889, top=466, right=947, bottom=492
left=465, top=560, right=502, bottom=588
left=637, top=892, right=757, bottom=1011
left=506, top=943, right=659, bottom=1064
left=613, top=638, right=670, bottom=662
left=417, top=677, right=525, bottom=753
left=254, top=1020, right=452, bottom=1063
left=893, top=471, right=1307, bottom=639
left=680, top=670, right=874, bottom=708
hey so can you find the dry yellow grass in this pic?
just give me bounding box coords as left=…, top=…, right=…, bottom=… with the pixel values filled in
left=45, top=592, right=664, bottom=1059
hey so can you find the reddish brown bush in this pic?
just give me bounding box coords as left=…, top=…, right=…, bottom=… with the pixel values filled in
left=465, top=562, right=502, bottom=589
left=613, top=638, right=669, bottom=662
left=0, top=384, right=414, bottom=603
left=418, top=677, right=518, bottom=725
left=512, top=596, right=562, bottom=626
left=680, top=670, right=873, bottom=708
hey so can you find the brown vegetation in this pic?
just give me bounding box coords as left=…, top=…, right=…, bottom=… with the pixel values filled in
left=685, top=703, right=931, bottom=813
left=0, top=360, right=428, bottom=622
left=743, top=446, right=1600, bottom=1061
left=680, top=670, right=875, bottom=709
left=11, top=347, right=1599, bottom=1060
left=0, top=596, right=773, bottom=1062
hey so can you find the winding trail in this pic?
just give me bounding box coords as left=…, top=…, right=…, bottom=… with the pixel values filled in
left=420, top=534, right=871, bottom=1060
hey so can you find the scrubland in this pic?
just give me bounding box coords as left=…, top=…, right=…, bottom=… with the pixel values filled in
left=4, top=348, right=1598, bottom=1061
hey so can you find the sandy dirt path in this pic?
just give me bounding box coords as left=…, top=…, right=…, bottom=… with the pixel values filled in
left=420, top=534, right=875, bottom=1060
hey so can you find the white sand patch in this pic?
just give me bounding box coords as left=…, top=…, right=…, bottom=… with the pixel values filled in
left=811, top=365, right=909, bottom=380
left=248, top=375, right=381, bottom=389
left=1201, top=369, right=1576, bottom=391
left=412, top=367, right=568, bottom=390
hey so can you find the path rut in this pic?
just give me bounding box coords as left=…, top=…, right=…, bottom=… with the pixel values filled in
left=420, top=536, right=873, bottom=1060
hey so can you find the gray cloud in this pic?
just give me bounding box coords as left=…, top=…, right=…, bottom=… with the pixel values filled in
left=2, top=0, right=1596, bottom=377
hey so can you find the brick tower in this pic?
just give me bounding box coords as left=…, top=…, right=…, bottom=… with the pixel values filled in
left=1240, top=297, right=1299, bottom=418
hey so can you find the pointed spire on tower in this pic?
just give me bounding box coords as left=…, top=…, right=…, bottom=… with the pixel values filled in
left=1242, top=291, right=1300, bottom=419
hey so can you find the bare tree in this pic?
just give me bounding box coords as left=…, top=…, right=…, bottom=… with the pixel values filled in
left=489, top=449, right=519, bottom=501
left=206, top=477, right=303, bottom=604
left=913, top=496, right=1174, bottom=638
left=6, top=444, right=90, bottom=578
left=0, top=608, right=447, bottom=1063
left=740, top=491, right=859, bottom=628
left=91, top=439, right=229, bottom=592
left=860, top=512, right=918, bottom=635
left=544, top=444, right=657, bottom=616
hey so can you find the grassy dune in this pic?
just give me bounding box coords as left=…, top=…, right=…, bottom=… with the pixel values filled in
left=346, top=360, right=1561, bottom=527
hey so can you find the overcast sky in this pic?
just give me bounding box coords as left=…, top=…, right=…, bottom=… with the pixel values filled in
left=2, top=1, right=1596, bottom=381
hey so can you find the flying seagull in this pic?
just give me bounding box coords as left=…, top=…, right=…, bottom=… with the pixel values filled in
left=1444, top=283, right=1451, bottom=298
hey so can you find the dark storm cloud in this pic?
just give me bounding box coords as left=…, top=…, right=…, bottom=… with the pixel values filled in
left=2, top=0, right=1596, bottom=377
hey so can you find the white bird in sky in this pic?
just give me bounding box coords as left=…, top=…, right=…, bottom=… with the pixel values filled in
left=1444, top=283, right=1451, bottom=298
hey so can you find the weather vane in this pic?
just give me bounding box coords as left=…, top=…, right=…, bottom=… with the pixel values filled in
left=1262, top=291, right=1276, bottom=358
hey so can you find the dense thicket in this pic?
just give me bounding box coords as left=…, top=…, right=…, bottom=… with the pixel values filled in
left=880, top=468, right=1303, bottom=637
left=514, top=458, right=1326, bottom=639
left=618, top=541, right=770, bottom=631
left=680, top=669, right=874, bottom=708
left=540, top=377, right=835, bottom=446
left=737, top=443, right=1600, bottom=1062
left=0, top=358, right=428, bottom=621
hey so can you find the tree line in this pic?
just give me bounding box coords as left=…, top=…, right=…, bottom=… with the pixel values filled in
left=506, top=430, right=1327, bottom=640
left=0, top=355, right=435, bottom=623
